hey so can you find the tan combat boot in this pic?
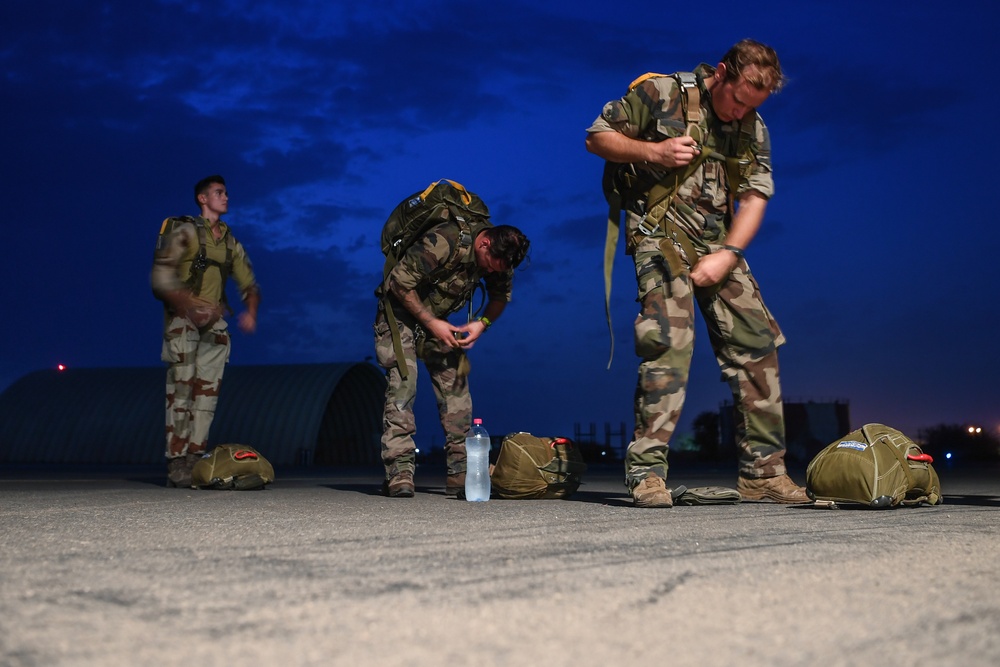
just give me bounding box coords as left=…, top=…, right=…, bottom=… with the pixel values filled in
left=737, top=474, right=810, bottom=503
left=445, top=472, right=466, bottom=498
left=632, top=473, right=673, bottom=508
left=385, top=470, right=415, bottom=498
left=166, top=456, right=193, bottom=488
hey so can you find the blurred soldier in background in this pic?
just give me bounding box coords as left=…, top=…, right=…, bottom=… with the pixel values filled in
left=151, top=175, right=260, bottom=488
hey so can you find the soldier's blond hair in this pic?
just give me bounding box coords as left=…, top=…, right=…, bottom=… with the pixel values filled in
left=720, top=39, right=786, bottom=93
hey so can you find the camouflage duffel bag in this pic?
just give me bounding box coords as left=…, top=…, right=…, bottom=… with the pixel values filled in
left=491, top=433, right=587, bottom=499
left=806, top=423, right=942, bottom=508
left=192, top=444, right=275, bottom=490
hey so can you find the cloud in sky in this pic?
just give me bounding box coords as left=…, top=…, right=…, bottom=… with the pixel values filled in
left=1, top=0, right=996, bottom=448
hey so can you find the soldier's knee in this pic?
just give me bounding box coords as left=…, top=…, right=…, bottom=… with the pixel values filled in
left=638, top=361, right=687, bottom=395
left=635, top=335, right=668, bottom=360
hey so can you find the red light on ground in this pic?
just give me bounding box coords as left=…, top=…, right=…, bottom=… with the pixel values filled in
left=57, top=364, right=66, bottom=371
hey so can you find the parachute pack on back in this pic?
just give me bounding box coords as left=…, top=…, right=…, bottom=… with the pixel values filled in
left=380, top=179, right=490, bottom=269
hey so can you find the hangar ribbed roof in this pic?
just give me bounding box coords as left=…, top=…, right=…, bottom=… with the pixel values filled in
left=0, top=363, right=385, bottom=467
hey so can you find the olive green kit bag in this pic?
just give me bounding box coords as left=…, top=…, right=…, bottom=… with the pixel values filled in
left=191, top=444, right=275, bottom=490
left=490, top=433, right=588, bottom=499
left=805, top=423, right=942, bottom=508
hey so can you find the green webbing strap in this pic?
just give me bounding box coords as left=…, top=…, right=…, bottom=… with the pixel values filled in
left=381, top=249, right=410, bottom=381
left=188, top=220, right=235, bottom=311
left=603, top=189, right=623, bottom=369
left=601, top=149, right=712, bottom=370
left=383, top=298, right=409, bottom=381
left=601, top=73, right=715, bottom=369
left=865, top=424, right=917, bottom=492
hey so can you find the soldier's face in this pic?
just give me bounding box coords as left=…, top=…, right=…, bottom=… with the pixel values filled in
left=711, top=73, right=770, bottom=123
left=199, top=184, right=229, bottom=215
left=474, top=238, right=508, bottom=274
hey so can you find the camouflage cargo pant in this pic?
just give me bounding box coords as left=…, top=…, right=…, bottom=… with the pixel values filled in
left=374, top=305, right=472, bottom=480
left=161, top=315, right=230, bottom=459
left=627, top=244, right=788, bottom=489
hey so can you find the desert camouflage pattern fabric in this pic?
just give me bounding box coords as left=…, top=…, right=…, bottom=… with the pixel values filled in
left=162, top=316, right=230, bottom=457
left=374, top=222, right=512, bottom=480
left=152, top=216, right=258, bottom=459
left=588, top=65, right=789, bottom=489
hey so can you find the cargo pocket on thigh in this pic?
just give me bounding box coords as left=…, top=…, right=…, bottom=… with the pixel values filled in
left=211, top=321, right=231, bottom=364
left=634, top=252, right=669, bottom=301
left=633, top=256, right=672, bottom=361
left=161, top=317, right=198, bottom=364
left=374, top=316, right=414, bottom=369
left=707, top=266, right=779, bottom=356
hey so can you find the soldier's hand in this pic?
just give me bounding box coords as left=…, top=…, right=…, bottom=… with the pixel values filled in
left=648, top=136, right=701, bottom=168
left=454, top=320, right=486, bottom=349
left=690, top=250, right=738, bottom=287
left=238, top=311, right=257, bottom=334
left=426, top=318, right=462, bottom=348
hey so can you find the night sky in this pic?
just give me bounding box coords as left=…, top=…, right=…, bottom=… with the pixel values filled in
left=2, top=0, right=996, bottom=451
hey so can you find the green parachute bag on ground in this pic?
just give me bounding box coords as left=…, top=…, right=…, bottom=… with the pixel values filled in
left=491, top=433, right=588, bottom=499
left=805, top=423, right=942, bottom=508
left=192, top=444, right=275, bottom=490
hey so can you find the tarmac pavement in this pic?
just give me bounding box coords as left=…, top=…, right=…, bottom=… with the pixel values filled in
left=1, top=462, right=998, bottom=667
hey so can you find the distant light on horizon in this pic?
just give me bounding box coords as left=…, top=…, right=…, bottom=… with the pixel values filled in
left=57, top=364, right=66, bottom=371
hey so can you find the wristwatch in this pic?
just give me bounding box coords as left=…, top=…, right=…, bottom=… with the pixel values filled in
left=722, top=245, right=744, bottom=259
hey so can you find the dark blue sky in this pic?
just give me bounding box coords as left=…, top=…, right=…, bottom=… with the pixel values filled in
left=2, top=0, right=996, bottom=449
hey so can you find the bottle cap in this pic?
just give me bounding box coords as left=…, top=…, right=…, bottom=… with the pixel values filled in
left=473, top=418, right=482, bottom=425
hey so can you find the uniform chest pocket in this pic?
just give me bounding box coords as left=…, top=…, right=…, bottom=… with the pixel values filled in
left=699, top=161, right=721, bottom=202
left=653, top=117, right=685, bottom=139
left=432, top=270, right=473, bottom=297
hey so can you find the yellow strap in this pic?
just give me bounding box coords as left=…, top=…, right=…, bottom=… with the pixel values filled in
left=627, top=72, right=670, bottom=90
left=421, top=179, right=472, bottom=206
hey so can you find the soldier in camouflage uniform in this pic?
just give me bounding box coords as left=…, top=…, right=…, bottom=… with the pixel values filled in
left=585, top=39, right=808, bottom=507
left=375, top=219, right=530, bottom=497
left=151, top=175, right=261, bottom=488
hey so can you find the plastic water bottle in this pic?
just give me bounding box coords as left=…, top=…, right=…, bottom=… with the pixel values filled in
left=465, top=418, right=491, bottom=502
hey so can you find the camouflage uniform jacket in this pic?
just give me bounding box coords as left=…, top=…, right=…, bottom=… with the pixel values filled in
left=151, top=216, right=259, bottom=309
left=587, top=63, right=775, bottom=248
left=380, top=221, right=512, bottom=319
